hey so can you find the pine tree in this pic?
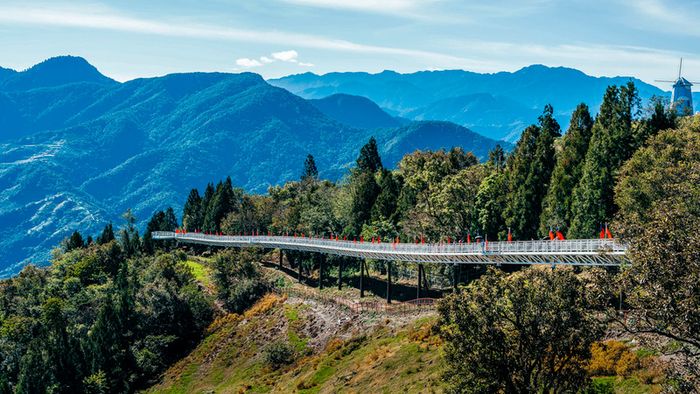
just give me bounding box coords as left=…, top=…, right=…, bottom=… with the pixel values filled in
left=119, top=209, right=140, bottom=257
left=201, top=182, right=215, bottom=231
left=476, top=171, right=508, bottom=239
left=97, top=223, right=115, bottom=245
left=164, top=207, right=178, bottom=230
left=347, top=138, right=385, bottom=234
left=569, top=83, right=639, bottom=238
left=301, top=154, right=319, bottom=181
left=64, top=231, right=85, bottom=252
left=356, top=137, right=383, bottom=173
left=540, top=103, right=593, bottom=236
left=503, top=105, right=560, bottom=239
left=182, top=188, right=203, bottom=231
left=371, top=170, right=401, bottom=223
left=487, top=144, right=506, bottom=172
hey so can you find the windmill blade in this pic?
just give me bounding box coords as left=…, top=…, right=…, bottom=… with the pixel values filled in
left=654, top=80, right=675, bottom=83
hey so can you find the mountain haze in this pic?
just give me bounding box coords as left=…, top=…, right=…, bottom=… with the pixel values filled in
left=309, top=93, right=403, bottom=129
left=270, top=65, right=686, bottom=141
left=0, top=57, right=504, bottom=276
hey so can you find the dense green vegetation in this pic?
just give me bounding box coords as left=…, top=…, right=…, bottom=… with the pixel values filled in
left=2, top=81, right=699, bottom=392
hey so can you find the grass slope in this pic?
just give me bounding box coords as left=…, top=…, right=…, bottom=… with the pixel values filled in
left=148, top=294, right=444, bottom=393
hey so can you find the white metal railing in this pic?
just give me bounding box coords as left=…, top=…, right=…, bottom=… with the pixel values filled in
left=152, top=232, right=628, bottom=266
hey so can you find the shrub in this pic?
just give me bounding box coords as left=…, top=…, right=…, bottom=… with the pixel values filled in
left=588, top=340, right=642, bottom=376
left=225, top=278, right=270, bottom=314
left=265, top=341, right=295, bottom=369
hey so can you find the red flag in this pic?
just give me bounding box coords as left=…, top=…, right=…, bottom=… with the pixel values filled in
left=360, top=235, right=364, bottom=243
left=556, top=230, right=565, bottom=240
left=605, top=226, right=613, bottom=239
left=549, top=230, right=555, bottom=240
left=599, top=227, right=605, bottom=239
left=378, top=236, right=381, bottom=243
left=507, top=228, right=512, bottom=242
left=467, top=233, right=471, bottom=244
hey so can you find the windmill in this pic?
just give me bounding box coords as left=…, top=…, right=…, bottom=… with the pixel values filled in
left=656, top=58, right=698, bottom=115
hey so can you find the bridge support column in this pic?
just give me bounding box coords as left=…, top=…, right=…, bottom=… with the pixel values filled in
left=298, top=258, right=303, bottom=283
left=386, top=261, right=392, bottom=304
left=452, top=263, right=458, bottom=292
left=359, top=259, right=365, bottom=298
left=279, top=250, right=283, bottom=270
left=417, top=264, right=423, bottom=299
left=338, top=260, right=343, bottom=290
left=319, top=255, right=324, bottom=290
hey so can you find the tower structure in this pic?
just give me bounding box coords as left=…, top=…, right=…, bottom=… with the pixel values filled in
left=656, top=58, right=697, bottom=115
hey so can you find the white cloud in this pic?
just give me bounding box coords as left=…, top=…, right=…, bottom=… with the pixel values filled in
left=272, top=50, right=299, bottom=62
left=280, top=0, right=424, bottom=13
left=621, top=0, right=700, bottom=37
left=235, top=58, right=262, bottom=67
left=0, top=4, right=469, bottom=66
left=235, top=50, right=313, bottom=69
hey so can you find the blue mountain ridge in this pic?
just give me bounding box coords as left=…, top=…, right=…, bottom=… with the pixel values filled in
left=0, top=56, right=505, bottom=276
left=270, top=65, right=693, bottom=141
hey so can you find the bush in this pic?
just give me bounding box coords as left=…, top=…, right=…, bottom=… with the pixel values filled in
left=588, top=340, right=641, bottom=377
left=225, top=278, right=270, bottom=314
left=265, top=341, right=295, bottom=369
left=213, top=250, right=271, bottom=314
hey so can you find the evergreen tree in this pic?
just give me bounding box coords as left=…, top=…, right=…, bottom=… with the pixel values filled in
left=182, top=188, right=203, bottom=231
left=371, top=170, right=401, bottom=223
left=119, top=209, right=140, bottom=257
left=97, top=223, right=115, bottom=245
left=202, top=179, right=241, bottom=233
left=476, top=171, right=508, bottom=239
left=356, top=137, right=383, bottom=173
left=301, top=154, right=319, bottom=181
left=164, top=207, right=178, bottom=230
left=569, top=83, right=639, bottom=238
left=487, top=144, right=506, bottom=172
left=64, top=231, right=85, bottom=252
left=42, top=298, right=84, bottom=392
left=540, top=103, right=593, bottom=235
left=346, top=138, right=385, bottom=235
left=201, top=182, right=216, bottom=231
left=503, top=105, right=560, bottom=239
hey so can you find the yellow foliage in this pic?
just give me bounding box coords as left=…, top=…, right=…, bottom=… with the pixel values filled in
left=206, top=313, right=241, bottom=335
left=244, top=293, right=285, bottom=319
left=588, top=340, right=640, bottom=377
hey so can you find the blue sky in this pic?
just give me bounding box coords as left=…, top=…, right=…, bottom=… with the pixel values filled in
left=0, top=0, right=699, bottom=88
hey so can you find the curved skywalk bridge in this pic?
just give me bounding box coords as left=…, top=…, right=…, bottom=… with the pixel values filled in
left=152, top=232, right=628, bottom=266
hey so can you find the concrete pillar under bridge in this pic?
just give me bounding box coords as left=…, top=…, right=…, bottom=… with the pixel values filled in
left=279, top=249, right=283, bottom=270
left=359, top=259, right=365, bottom=298
left=337, top=259, right=343, bottom=290
left=318, top=254, right=325, bottom=290
left=386, top=261, right=392, bottom=304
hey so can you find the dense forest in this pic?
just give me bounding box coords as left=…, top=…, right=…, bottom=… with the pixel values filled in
left=1, top=82, right=699, bottom=392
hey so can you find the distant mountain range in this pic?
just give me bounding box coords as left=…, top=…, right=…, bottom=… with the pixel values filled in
left=270, top=66, right=698, bottom=141
left=0, top=56, right=505, bottom=276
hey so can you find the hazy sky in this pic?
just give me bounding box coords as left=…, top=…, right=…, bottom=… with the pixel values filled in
left=1, top=0, right=699, bottom=88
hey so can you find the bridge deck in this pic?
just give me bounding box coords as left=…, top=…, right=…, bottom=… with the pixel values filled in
left=152, top=232, right=628, bottom=266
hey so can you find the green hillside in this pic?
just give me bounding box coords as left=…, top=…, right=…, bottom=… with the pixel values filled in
left=148, top=293, right=445, bottom=394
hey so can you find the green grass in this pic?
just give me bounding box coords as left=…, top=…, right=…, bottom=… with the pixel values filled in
left=591, top=376, right=661, bottom=394
left=149, top=297, right=446, bottom=393
left=184, top=259, right=213, bottom=290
